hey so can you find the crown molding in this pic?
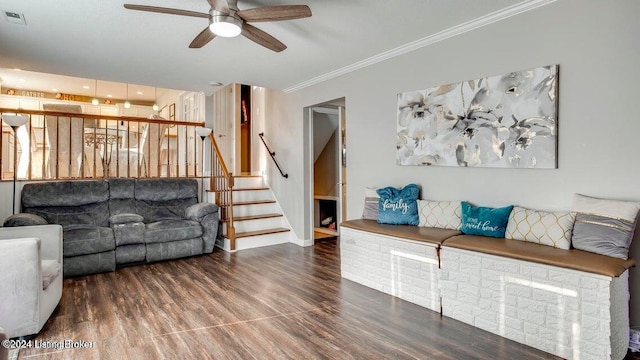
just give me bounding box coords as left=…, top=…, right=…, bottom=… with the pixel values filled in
left=283, top=0, right=557, bottom=94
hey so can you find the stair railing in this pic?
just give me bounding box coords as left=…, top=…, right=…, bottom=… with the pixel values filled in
left=207, top=132, right=236, bottom=250
left=0, top=107, right=203, bottom=180
left=258, top=132, right=288, bottom=178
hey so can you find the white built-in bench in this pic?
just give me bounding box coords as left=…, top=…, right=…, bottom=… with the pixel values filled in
left=340, top=219, right=636, bottom=360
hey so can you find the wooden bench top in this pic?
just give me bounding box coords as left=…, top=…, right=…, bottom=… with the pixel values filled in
left=340, top=220, right=635, bottom=277
left=443, top=235, right=635, bottom=278
left=341, top=219, right=462, bottom=245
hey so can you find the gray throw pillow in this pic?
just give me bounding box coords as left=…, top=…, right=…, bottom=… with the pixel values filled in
left=361, top=187, right=381, bottom=220
left=571, top=194, right=640, bottom=259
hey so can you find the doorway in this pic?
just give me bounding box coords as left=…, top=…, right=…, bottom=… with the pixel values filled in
left=304, top=98, right=346, bottom=242
left=240, top=84, right=251, bottom=174
left=211, top=83, right=252, bottom=175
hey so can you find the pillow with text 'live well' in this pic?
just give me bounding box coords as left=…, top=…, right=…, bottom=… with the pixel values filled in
left=460, top=202, right=513, bottom=238
left=376, top=184, right=420, bottom=226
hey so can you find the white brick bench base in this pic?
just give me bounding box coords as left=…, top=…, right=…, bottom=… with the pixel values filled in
left=439, top=247, right=630, bottom=360
left=340, top=227, right=441, bottom=312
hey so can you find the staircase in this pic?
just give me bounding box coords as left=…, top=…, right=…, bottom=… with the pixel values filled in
left=213, top=174, right=291, bottom=252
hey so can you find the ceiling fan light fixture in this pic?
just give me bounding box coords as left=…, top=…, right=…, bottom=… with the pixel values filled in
left=209, top=14, right=242, bottom=37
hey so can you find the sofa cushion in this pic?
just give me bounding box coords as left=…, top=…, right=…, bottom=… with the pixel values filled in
left=108, top=179, right=137, bottom=216
left=571, top=194, right=640, bottom=259
left=108, top=178, right=135, bottom=199
left=136, top=198, right=198, bottom=222
left=135, top=178, right=198, bottom=201
left=115, top=244, right=146, bottom=264
left=109, top=199, right=137, bottom=217
left=26, top=202, right=110, bottom=228
left=22, top=180, right=109, bottom=207
left=376, top=184, right=420, bottom=226
left=146, top=238, right=203, bottom=263
left=460, top=202, right=513, bottom=238
left=505, top=206, right=575, bottom=249
left=145, top=220, right=203, bottom=243
left=362, top=187, right=382, bottom=220
left=442, top=235, right=636, bottom=277
left=41, top=260, right=61, bottom=290
left=63, top=226, right=115, bottom=256
left=64, top=251, right=115, bottom=277
left=418, top=200, right=462, bottom=230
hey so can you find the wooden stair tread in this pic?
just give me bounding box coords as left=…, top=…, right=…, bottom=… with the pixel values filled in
left=222, top=213, right=283, bottom=222
left=219, top=200, right=275, bottom=206
left=208, top=187, right=269, bottom=192
left=233, top=173, right=263, bottom=178
left=226, top=228, right=290, bottom=239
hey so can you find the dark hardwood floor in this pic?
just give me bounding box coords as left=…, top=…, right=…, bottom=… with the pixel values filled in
left=20, top=240, right=563, bottom=359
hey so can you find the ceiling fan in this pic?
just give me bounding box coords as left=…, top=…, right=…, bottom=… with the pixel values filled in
left=123, top=0, right=311, bottom=52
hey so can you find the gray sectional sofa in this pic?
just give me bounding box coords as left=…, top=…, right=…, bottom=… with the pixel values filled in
left=4, top=178, right=219, bottom=277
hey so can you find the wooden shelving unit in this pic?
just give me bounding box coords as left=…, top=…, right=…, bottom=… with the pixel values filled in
left=314, top=195, right=338, bottom=237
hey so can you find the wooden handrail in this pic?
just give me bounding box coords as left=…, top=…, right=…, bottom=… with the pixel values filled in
left=207, top=132, right=236, bottom=250
left=207, top=132, right=231, bottom=180
left=0, top=107, right=202, bottom=126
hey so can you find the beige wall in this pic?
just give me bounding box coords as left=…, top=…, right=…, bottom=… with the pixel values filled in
left=314, top=131, right=338, bottom=197
left=258, top=0, right=640, bottom=326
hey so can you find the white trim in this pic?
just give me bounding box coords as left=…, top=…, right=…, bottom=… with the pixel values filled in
left=283, top=0, right=557, bottom=93
left=290, top=234, right=314, bottom=247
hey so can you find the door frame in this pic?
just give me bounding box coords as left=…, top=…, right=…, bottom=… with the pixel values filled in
left=304, top=98, right=346, bottom=243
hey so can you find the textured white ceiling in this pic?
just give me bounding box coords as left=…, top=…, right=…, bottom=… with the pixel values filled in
left=0, top=0, right=530, bottom=95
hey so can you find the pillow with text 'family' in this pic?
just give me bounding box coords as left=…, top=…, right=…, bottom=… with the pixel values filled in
left=376, top=184, right=420, bottom=226
left=460, top=201, right=513, bottom=238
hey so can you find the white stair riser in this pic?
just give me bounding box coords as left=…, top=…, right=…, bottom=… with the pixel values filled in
left=231, top=202, right=279, bottom=217
left=232, top=189, right=272, bottom=202
left=233, top=177, right=263, bottom=188
left=236, top=232, right=290, bottom=251
left=223, top=216, right=284, bottom=234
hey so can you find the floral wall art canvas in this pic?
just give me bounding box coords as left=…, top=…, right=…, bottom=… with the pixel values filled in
left=396, top=65, right=558, bottom=168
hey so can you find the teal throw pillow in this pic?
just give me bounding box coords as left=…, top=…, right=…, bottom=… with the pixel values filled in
left=460, top=201, right=513, bottom=238
left=376, top=184, right=420, bottom=226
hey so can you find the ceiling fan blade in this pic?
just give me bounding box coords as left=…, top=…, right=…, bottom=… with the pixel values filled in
left=242, top=23, right=286, bottom=52
left=189, top=27, right=216, bottom=48
left=207, top=0, right=230, bottom=14
left=237, top=5, right=311, bottom=22
left=124, top=4, right=209, bottom=18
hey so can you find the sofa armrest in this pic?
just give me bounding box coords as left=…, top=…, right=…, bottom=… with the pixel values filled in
left=109, top=213, right=144, bottom=225
left=185, top=203, right=220, bottom=253
left=0, top=225, right=62, bottom=263
left=109, top=214, right=145, bottom=246
left=3, top=213, right=48, bottom=227
left=185, top=203, right=219, bottom=222
left=0, top=237, right=41, bottom=338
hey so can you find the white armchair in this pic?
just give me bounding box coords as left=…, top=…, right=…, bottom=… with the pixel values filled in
left=0, top=225, right=63, bottom=338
